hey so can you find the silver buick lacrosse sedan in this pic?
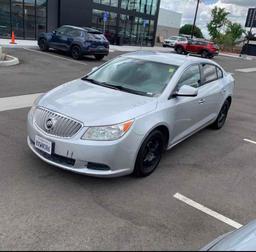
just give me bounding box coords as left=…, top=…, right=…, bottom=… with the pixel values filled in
left=27, top=52, right=234, bottom=177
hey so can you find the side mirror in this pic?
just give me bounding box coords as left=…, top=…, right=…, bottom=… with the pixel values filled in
left=175, top=85, right=198, bottom=97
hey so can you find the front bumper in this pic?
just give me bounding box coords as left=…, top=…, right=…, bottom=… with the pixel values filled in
left=163, top=42, right=175, bottom=47
left=27, top=111, right=142, bottom=178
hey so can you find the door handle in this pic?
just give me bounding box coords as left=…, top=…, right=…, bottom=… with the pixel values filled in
left=198, top=99, right=206, bottom=104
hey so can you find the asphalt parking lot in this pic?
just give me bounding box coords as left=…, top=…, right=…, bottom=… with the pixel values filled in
left=0, top=48, right=256, bottom=250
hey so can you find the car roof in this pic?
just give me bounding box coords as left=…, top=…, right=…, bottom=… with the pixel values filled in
left=61, top=25, right=102, bottom=34
left=121, top=51, right=213, bottom=67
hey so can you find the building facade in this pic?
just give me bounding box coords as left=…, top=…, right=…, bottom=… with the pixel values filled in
left=155, top=8, right=182, bottom=44
left=0, top=0, right=161, bottom=46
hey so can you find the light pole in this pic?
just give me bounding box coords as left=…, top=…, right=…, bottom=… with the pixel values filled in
left=191, top=0, right=200, bottom=39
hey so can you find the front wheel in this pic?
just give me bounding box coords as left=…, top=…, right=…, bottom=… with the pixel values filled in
left=211, top=100, right=230, bottom=130
left=95, top=55, right=105, bottom=60
left=176, top=46, right=184, bottom=54
left=38, top=38, right=49, bottom=52
left=133, top=130, right=165, bottom=177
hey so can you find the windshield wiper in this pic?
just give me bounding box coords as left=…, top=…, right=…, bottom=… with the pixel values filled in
left=108, top=85, right=151, bottom=96
left=83, top=77, right=121, bottom=90
left=82, top=77, right=152, bottom=96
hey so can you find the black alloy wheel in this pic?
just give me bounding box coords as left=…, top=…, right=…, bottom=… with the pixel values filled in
left=71, top=46, right=82, bottom=60
left=133, top=130, right=165, bottom=177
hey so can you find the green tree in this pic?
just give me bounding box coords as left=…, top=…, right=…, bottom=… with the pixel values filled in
left=207, top=6, right=230, bottom=42
left=225, top=22, right=245, bottom=47
left=179, top=24, right=204, bottom=38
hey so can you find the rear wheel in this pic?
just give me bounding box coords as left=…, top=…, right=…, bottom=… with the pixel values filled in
left=95, top=55, right=105, bottom=60
left=211, top=100, right=230, bottom=130
left=38, top=38, right=49, bottom=52
left=133, top=130, right=165, bottom=177
left=201, top=50, right=209, bottom=58
left=71, top=45, right=82, bottom=60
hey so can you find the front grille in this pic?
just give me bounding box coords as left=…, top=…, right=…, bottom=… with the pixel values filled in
left=34, top=107, right=82, bottom=138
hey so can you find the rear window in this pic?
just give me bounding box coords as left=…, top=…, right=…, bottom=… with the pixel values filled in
left=202, top=64, right=218, bottom=84
left=87, top=32, right=107, bottom=41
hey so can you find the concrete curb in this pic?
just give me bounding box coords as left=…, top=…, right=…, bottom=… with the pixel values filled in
left=0, top=55, right=19, bottom=67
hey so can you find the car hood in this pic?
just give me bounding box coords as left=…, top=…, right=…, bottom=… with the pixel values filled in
left=38, top=79, right=157, bottom=126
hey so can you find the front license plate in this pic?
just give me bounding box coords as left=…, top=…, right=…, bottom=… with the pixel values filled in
left=35, top=135, right=52, bottom=155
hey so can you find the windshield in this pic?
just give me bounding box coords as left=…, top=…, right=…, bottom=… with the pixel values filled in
left=168, top=36, right=178, bottom=40
left=83, top=57, right=178, bottom=96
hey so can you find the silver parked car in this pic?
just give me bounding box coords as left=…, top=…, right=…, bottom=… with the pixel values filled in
left=27, top=52, right=234, bottom=177
left=201, top=220, right=256, bottom=251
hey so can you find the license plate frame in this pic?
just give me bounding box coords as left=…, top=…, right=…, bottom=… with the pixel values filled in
left=35, top=135, right=52, bottom=155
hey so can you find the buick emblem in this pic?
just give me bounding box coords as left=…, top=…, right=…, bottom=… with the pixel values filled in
left=45, top=117, right=56, bottom=131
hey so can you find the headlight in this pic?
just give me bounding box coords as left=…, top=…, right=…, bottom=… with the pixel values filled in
left=82, top=120, right=134, bottom=141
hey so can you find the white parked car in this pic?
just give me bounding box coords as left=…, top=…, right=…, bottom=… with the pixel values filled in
left=163, top=36, right=187, bottom=48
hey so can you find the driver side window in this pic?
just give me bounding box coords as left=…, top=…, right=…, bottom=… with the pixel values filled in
left=56, top=27, right=69, bottom=35
left=177, top=65, right=201, bottom=90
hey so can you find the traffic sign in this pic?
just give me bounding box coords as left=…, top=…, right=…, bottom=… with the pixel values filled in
left=245, top=8, right=256, bottom=28
left=143, top=20, right=149, bottom=28
left=103, top=11, right=109, bottom=22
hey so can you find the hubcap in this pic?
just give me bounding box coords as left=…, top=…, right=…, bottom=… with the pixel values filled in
left=72, top=47, right=80, bottom=58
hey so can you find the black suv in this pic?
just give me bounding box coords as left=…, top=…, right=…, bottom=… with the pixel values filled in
left=38, top=25, right=110, bottom=60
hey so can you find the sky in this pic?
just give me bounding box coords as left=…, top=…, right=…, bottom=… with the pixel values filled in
left=160, top=0, right=256, bottom=38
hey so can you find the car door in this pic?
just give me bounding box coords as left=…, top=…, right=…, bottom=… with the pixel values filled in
left=198, top=63, right=224, bottom=121
left=186, top=40, right=198, bottom=53
left=49, top=26, right=72, bottom=51
left=169, top=64, right=208, bottom=145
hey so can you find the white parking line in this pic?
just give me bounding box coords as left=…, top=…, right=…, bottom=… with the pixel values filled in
left=23, top=48, right=88, bottom=66
left=244, top=138, right=256, bottom=145
left=236, top=68, right=256, bottom=73
left=0, top=93, right=42, bottom=112
left=174, top=193, right=243, bottom=229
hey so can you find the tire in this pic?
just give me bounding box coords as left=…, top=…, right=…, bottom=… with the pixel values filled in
left=38, top=38, right=49, bottom=52
left=211, top=100, right=230, bottom=130
left=133, top=130, right=165, bottom=177
left=71, top=45, right=82, bottom=60
left=95, top=55, right=105, bottom=60
left=201, top=50, right=209, bottom=58
left=176, top=46, right=184, bottom=54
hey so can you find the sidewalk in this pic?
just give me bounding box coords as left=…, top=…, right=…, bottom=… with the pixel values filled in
left=0, top=38, right=172, bottom=52
left=1, top=38, right=255, bottom=60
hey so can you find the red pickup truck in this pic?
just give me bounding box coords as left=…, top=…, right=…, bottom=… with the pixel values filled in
left=174, top=39, right=219, bottom=58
